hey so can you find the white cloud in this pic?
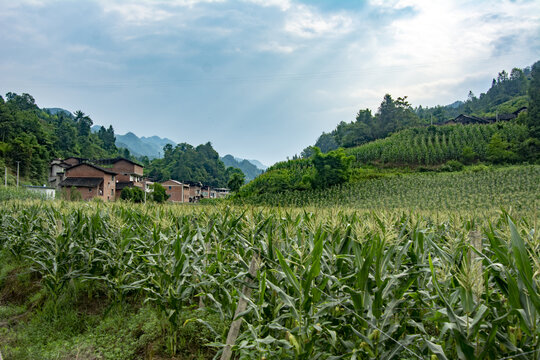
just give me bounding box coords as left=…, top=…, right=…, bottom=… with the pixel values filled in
left=98, top=0, right=226, bottom=25
left=370, top=1, right=540, bottom=68
left=243, top=0, right=291, bottom=11
left=284, top=5, right=353, bottom=38
left=258, top=41, right=296, bottom=54
left=100, top=2, right=174, bottom=24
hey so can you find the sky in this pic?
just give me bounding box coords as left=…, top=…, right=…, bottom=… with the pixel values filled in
left=1, top=0, right=539, bottom=166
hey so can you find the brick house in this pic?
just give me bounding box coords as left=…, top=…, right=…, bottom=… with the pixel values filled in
left=94, top=157, right=144, bottom=200
left=48, top=159, right=72, bottom=190
left=214, top=188, right=230, bottom=198
left=187, top=182, right=203, bottom=202
left=201, top=185, right=216, bottom=199
left=162, top=179, right=190, bottom=203
left=59, top=163, right=117, bottom=201
left=50, top=157, right=147, bottom=202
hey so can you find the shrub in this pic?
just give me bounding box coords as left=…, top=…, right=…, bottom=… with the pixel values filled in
left=120, top=187, right=145, bottom=203
left=151, top=183, right=169, bottom=203
left=440, top=160, right=464, bottom=172
left=307, top=147, right=354, bottom=189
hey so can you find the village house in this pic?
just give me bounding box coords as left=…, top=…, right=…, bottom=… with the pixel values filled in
left=214, top=188, right=230, bottom=199
left=49, top=157, right=146, bottom=201
left=23, top=185, right=56, bottom=199
left=162, top=179, right=190, bottom=203
left=63, top=157, right=87, bottom=166
left=48, top=159, right=72, bottom=190
left=187, top=181, right=203, bottom=202
left=94, top=157, right=144, bottom=200
left=445, top=107, right=527, bottom=125
left=58, top=162, right=117, bottom=201
left=50, top=157, right=228, bottom=203
left=201, top=185, right=216, bottom=199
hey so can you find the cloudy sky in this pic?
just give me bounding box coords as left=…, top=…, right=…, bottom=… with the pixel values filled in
left=1, top=0, right=539, bottom=165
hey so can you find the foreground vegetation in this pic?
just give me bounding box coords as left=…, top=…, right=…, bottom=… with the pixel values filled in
left=1, top=164, right=539, bottom=359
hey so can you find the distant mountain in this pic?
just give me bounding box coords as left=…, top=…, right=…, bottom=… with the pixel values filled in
left=141, top=136, right=177, bottom=155
left=221, top=154, right=264, bottom=181
left=246, top=159, right=267, bottom=170
left=116, top=132, right=176, bottom=159
left=44, top=107, right=73, bottom=118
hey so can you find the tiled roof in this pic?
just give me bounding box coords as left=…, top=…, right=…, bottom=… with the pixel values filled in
left=59, top=177, right=103, bottom=188
left=66, top=162, right=118, bottom=175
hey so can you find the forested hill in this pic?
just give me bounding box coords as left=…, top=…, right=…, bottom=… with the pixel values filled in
left=304, top=62, right=535, bottom=156
left=143, top=142, right=240, bottom=188
left=236, top=60, right=539, bottom=200
left=0, top=93, right=121, bottom=184
left=0, top=92, right=251, bottom=188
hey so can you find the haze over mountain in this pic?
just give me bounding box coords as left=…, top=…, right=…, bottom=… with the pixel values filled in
left=221, top=155, right=263, bottom=181
left=91, top=124, right=268, bottom=178
left=115, top=132, right=176, bottom=159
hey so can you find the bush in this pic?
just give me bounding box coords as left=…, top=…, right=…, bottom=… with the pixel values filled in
left=120, top=186, right=145, bottom=203
left=151, top=183, right=169, bottom=203
left=307, top=147, right=354, bottom=189
left=440, top=160, right=464, bottom=172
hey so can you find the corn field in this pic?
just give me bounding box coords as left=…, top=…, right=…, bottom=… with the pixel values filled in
left=346, top=123, right=529, bottom=165
left=244, top=166, right=540, bottom=214
left=1, top=199, right=539, bottom=359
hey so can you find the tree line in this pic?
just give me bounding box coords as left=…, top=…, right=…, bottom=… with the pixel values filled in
left=235, top=60, right=540, bottom=199
left=0, top=93, right=121, bottom=184
left=303, top=62, right=537, bottom=156
left=0, top=92, right=245, bottom=189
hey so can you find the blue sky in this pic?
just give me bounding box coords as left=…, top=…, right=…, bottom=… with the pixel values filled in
left=1, top=0, right=539, bottom=165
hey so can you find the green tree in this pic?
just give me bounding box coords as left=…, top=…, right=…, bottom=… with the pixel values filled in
left=487, top=133, right=517, bottom=164
left=528, top=60, right=540, bottom=139
left=314, top=133, right=338, bottom=153
left=309, top=147, right=354, bottom=189
left=227, top=170, right=245, bottom=192
left=460, top=146, right=477, bottom=164
left=74, top=110, right=93, bottom=138
left=151, top=183, right=169, bottom=203
left=121, top=187, right=144, bottom=203
left=98, top=125, right=117, bottom=152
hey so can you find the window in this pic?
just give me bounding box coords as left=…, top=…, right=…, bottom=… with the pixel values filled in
left=89, top=188, right=92, bottom=192
left=169, top=186, right=172, bottom=190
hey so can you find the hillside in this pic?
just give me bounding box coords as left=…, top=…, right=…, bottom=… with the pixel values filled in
left=220, top=154, right=263, bottom=181
left=236, top=60, right=540, bottom=199
left=304, top=62, right=535, bottom=156
left=0, top=94, right=121, bottom=184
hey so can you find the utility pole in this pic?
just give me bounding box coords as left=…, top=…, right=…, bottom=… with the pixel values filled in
left=16, top=161, right=20, bottom=188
